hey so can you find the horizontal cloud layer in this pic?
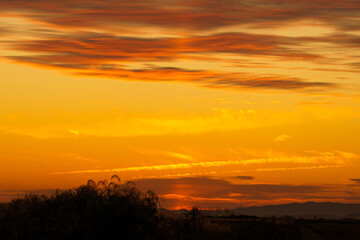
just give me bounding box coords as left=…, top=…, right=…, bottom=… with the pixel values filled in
left=50, top=150, right=357, bottom=175
left=3, top=32, right=338, bottom=90
left=0, top=0, right=359, bottom=31
left=1, top=0, right=358, bottom=91
left=134, top=177, right=360, bottom=208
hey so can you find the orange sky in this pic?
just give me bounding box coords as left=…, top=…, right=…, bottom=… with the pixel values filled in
left=0, top=0, right=360, bottom=209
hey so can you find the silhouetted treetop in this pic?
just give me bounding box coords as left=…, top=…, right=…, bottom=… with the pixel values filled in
left=0, top=175, right=159, bottom=240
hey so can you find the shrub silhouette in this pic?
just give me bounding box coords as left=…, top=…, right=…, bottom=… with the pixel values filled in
left=0, top=175, right=159, bottom=240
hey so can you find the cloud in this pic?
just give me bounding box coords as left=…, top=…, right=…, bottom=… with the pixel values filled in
left=135, top=177, right=323, bottom=198
left=0, top=0, right=359, bottom=31
left=254, top=165, right=339, bottom=172
left=6, top=32, right=328, bottom=61
left=297, top=101, right=334, bottom=105
left=0, top=108, right=308, bottom=139
left=68, top=129, right=80, bottom=136
left=235, top=176, right=255, bottom=180
left=164, top=152, right=195, bottom=161
left=50, top=150, right=357, bottom=175
left=50, top=160, right=250, bottom=175
left=349, top=179, right=360, bottom=184
left=133, top=176, right=360, bottom=209
left=7, top=54, right=333, bottom=91
left=0, top=0, right=358, bottom=91
left=273, top=134, right=290, bottom=142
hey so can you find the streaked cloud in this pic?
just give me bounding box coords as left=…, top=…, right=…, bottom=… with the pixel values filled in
left=273, top=134, right=290, bottom=142
left=0, top=108, right=303, bottom=138
left=50, top=150, right=357, bottom=175
left=50, top=160, right=248, bottom=175
left=349, top=179, right=360, bottom=184
left=254, top=165, right=340, bottom=172
left=68, top=129, right=80, bottom=136
left=164, top=152, right=195, bottom=161
left=234, top=176, right=255, bottom=180
left=297, top=101, right=334, bottom=105
left=4, top=33, right=335, bottom=90
left=134, top=177, right=360, bottom=209
left=2, top=1, right=358, bottom=91
left=0, top=0, right=359, bottom=31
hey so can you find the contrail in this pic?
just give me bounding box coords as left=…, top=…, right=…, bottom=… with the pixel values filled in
left=50, top=152, right=352, bottom=175
left=50, top=159, right=256, bottom=175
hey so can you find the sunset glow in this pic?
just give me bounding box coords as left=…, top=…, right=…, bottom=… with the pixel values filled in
left=0, top=0, right=359, bottom=209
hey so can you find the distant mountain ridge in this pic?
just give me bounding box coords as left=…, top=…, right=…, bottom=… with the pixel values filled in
left=232, top=202, right=360, bottom=219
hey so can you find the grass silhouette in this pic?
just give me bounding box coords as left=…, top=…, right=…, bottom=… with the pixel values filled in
left=0, top=175, right=159, bottom=240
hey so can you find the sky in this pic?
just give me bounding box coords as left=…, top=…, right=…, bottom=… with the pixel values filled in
left=0, top=0, right=360, bottom=209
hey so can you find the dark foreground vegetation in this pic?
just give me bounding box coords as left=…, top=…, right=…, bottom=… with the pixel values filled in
left=1, top=176, right=359, bottom=240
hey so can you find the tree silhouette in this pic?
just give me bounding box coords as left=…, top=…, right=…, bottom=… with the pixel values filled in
left=0, top=175, right=159, bottom=240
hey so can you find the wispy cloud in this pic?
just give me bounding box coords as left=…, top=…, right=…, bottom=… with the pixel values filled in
left=297, top=101, right=334, bottom=105
left=349, top=179, right=360, bottom=184
left=254, top=165, right=341, bottom=172
left=50, top=160, right=248, bottom=175
left=0, top=0, right=359, bottom=31
left=234, top=176, right=255, bottom=180
left=5, top=33, right=335, bottom=90
left=51, top=150, right=357, bottom=175
left=2, top=0, right=358, bottom=91
left=273, top=134, right=290, bottom=142
left=164, top=152, right=195, bottom=161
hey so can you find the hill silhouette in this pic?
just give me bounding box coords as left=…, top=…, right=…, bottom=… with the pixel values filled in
left=233, top=202, right=360, bottom=219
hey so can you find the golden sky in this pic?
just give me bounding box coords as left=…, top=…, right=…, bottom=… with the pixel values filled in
left=0, top=0, right=360, bottom=209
